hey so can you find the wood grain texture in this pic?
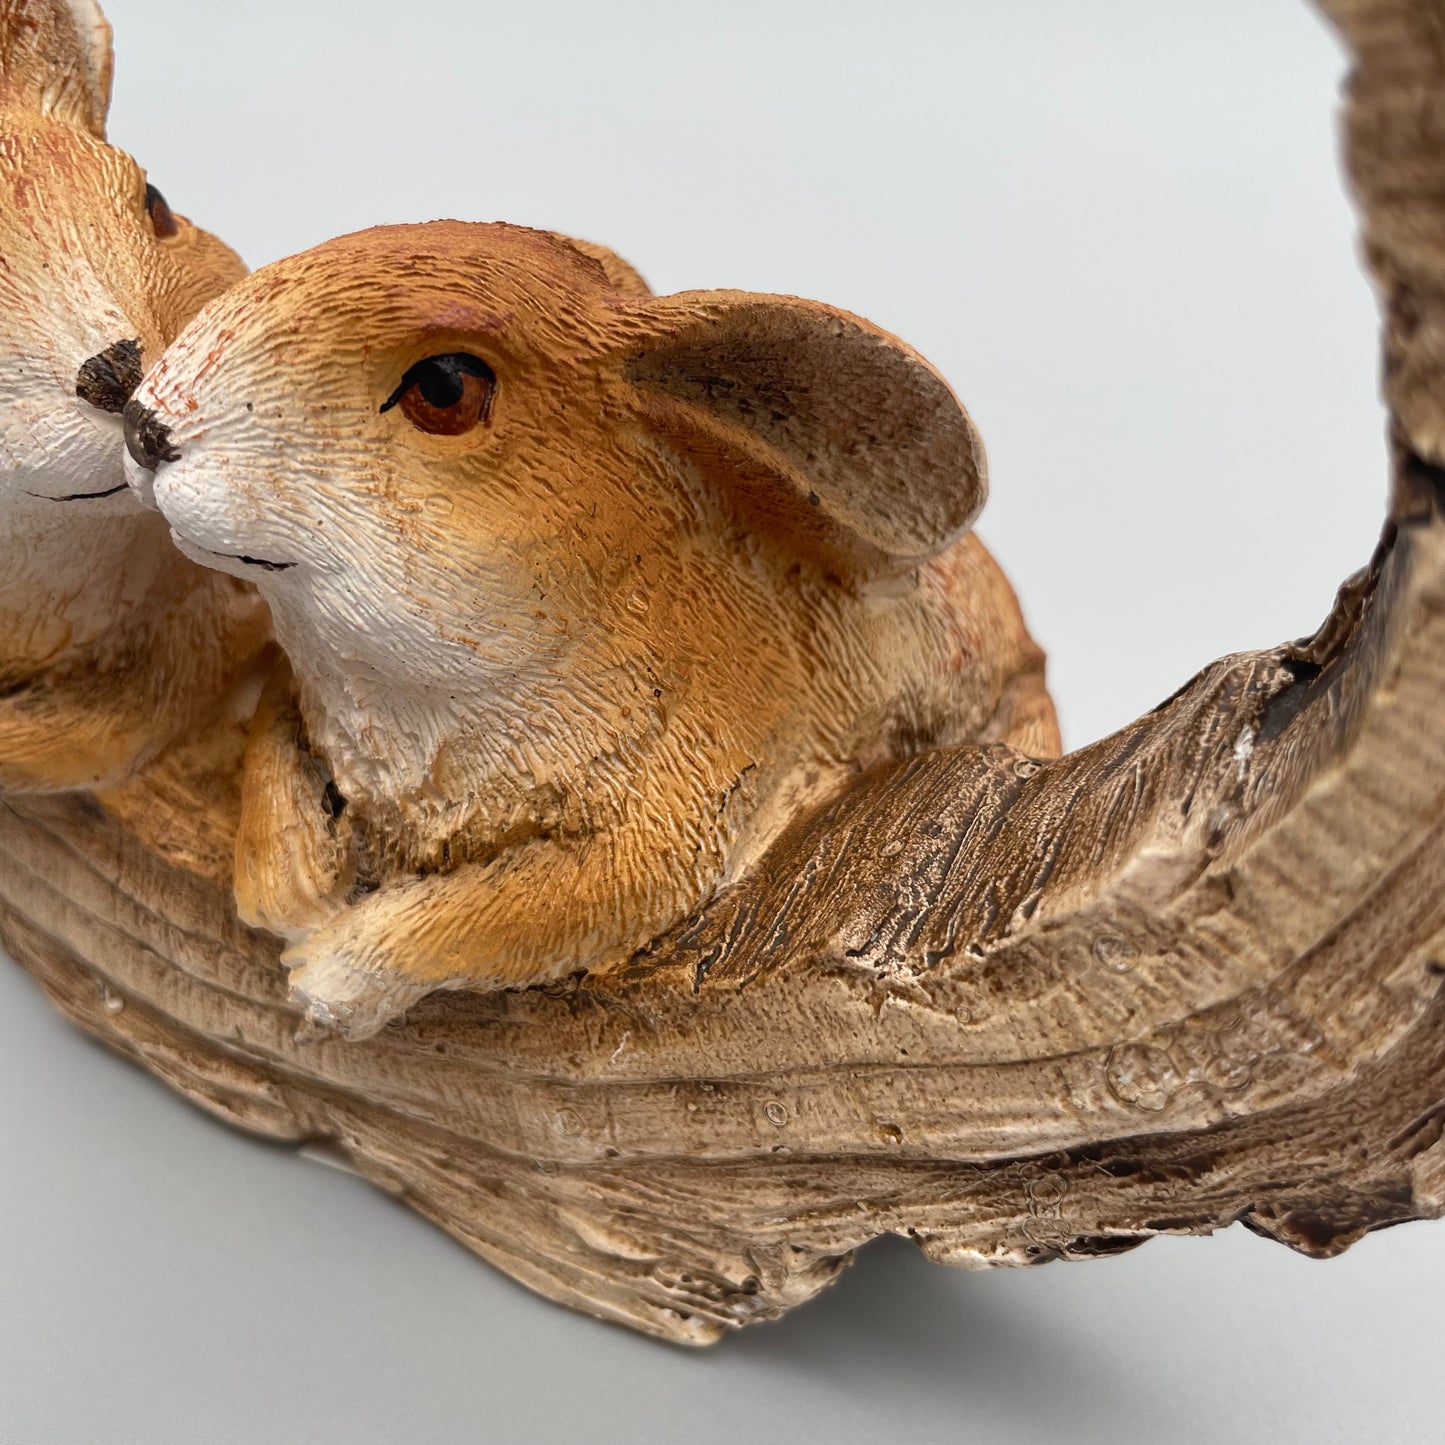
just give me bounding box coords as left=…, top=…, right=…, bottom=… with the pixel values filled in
left=4, top=0, right=1445, bottom=1344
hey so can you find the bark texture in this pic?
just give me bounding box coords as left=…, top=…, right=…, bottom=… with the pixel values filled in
left=4, top=0, right=1445, bottom=1343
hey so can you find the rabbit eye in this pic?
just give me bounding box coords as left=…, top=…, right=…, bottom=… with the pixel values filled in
left=381, top=353, right=496, bottom=437
left=144, top=183, right=179, bottom=240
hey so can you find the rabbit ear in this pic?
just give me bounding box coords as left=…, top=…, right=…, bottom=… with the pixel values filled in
left=548, top=233, right=652, bottom=298
left=618, top=291, right=986, bottom=575
left=0, top=0, right=113, bottom=138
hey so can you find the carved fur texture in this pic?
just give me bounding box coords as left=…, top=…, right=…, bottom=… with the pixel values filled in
left=126, top=222, right=1057, bottom=1034
left=1, top=0, right=1443, bottom=1346
left=0, top=0, right=269, bottom=793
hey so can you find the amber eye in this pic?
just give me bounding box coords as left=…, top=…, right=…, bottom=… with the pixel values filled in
left=380, top=353, right=497, bottom=437
left=144, top=183, right=179, bottom=240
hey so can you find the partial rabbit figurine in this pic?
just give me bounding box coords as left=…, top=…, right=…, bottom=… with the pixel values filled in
left=125, top=221, right=1058, bottom=1036
left=0, top=0, right=269, bottom=792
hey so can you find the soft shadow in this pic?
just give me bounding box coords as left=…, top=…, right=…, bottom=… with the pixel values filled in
left=725, top=1237, right=1170, bottom=1436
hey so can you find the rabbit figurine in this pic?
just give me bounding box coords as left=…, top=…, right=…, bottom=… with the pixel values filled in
left=0, top=0, right=269, bottom=796
left=126, top=220, right=1058, bottom=1034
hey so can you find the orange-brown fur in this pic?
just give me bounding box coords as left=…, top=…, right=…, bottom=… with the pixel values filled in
left=0, top=0, right=269, bottom=792
left=130, top=221, right=1057, bottom=1034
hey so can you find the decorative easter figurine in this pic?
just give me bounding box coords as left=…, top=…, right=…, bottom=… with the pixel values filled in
left=4, top=0, right=1445, bottom=1343
left=0, top=0, right=268, bottom=794
left=125, top=221, right=1058, bottom=1034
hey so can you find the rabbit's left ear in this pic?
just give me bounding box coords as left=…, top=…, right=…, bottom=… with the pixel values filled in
left=0, top=0, right=113, bottom=138
left=617, top=290, right=986, bottom=575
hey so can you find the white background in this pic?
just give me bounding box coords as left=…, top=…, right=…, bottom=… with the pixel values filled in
left=3, top=2, right=1438, bottom=1441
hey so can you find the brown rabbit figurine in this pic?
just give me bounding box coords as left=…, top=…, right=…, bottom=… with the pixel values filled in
left=126, top=220, right=1058, bottom=1035
left=0, top=0, right=269, bottom=794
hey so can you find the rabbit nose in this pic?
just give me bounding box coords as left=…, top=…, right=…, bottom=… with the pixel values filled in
left=123, top=398, right=180, bottom=471
left=76, top=339, right=144, bottom=414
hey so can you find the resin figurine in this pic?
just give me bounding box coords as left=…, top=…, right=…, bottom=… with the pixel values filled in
left=0, top=0, right=268, bottom=798
left=2, top=0, right=1444, bottom=1344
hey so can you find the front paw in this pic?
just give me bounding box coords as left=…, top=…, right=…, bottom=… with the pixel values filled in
left=282, top=931, right=435, bottom=1040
